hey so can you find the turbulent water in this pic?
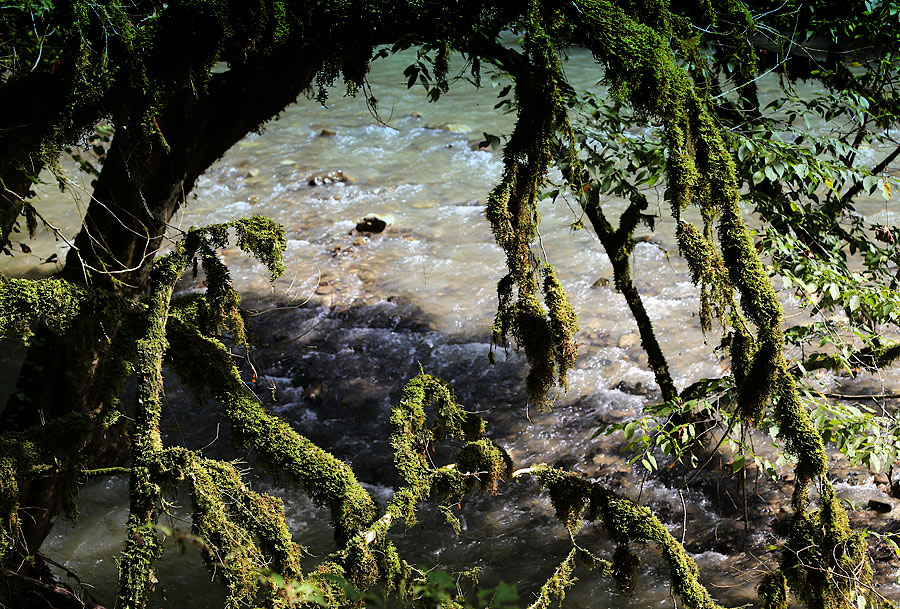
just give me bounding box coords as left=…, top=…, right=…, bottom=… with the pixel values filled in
left=6, top=48, right=900, bottom=607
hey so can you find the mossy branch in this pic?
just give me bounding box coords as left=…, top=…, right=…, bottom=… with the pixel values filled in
left=165, top=315, right=377, bottom=544
left=513, top=464, right=724, bottom=609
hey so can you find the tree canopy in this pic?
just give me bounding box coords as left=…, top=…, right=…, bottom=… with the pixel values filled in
left=3, top=1, right=900, bottom=608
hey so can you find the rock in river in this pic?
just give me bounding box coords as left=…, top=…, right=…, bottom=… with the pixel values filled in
left=356, top=213, right=394, bottom=234
left=308, top=170, right=352, bottom=186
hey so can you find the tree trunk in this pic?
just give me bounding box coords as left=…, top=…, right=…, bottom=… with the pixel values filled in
left=1, top=48, right=323, bottom=596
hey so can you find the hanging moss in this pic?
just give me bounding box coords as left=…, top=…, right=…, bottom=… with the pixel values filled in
left=0, top=413, right=93, bottom=561
left=534, top=468, right=592, bottom=534
left=758, top=571, right=789, bottom=609
left=542, top=265, right=578, bottom=390
left=611, top=544, right=641, bottom=596
left=485, top=2, right=581, bottom=407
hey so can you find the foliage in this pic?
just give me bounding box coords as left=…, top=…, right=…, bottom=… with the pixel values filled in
left=2, top=1, right=900, bottom=609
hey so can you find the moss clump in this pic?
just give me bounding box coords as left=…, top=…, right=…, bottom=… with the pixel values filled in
left=783, top=483, right=874, bottom=609
left=456, top=440, right=513, bottom=495
left=758, top=571, right=789, bottom=609
left=542, top=265, right=578, bottom=390
left=233, top=215, right=286, bottom=280
left=535, top=468, right=592, bottom=534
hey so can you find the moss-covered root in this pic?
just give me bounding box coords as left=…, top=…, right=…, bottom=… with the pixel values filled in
left=164, top=316, right=376, bottom=544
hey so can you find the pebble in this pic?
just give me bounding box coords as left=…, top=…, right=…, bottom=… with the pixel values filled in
left=246, top=168, right=260, bottom=178
left=319, top=128, right=338, bottom=137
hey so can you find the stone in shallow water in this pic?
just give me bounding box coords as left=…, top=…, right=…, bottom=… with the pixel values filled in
left=356, top=213, right=395, bottom=234
left=308, top=170, right=352, bottom=186
left=868, top=499, right=893, bottom=513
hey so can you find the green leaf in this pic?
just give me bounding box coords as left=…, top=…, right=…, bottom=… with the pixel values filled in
left=870, top=453, right=881, bottom=472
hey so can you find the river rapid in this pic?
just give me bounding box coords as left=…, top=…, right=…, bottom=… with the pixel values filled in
left=7, top=47, right=900, bottom=607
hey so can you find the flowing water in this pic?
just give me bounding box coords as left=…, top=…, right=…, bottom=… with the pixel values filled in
left=6, top=48, right=900, bottom=607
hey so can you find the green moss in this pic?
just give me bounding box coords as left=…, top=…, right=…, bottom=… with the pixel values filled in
left=0, top=277, right=123, bottom=344
left=758, top=571, right=788, bottom=609
left=782, top=483, right=875, bottom=609
left=535, top=468, right=591, bottom=534
left=589, top=484, right=723, bottom=609
left=456, top=439, right=513, bottom=495
left=542, top=265, right=578, bottom=390
left=232, top=215, right=286, bottom=280
left=526, top=547, right=577, bottom=609
left=166, top=317, right=377, bottom=543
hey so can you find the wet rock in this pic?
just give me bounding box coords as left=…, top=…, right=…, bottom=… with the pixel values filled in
left=246, top=168, right=260, bottom=178
left=319, top=128, right=338, bottom=137
left=868, top=499, right=893, bottom=513
left=308, top=170, right=352, bottom=186
left=618, top=333, right=640, bottom=348
left=352, top=237, right=367, bottom=247
left=355, top=213, right=394, bottom=234
left=614, top=380, right=653, bottom=396
left=410, top=111, right=423, bottom=119
left=424, top=123, right=471, bottom=133
left=279, top=159, right=297, bottom=166
left=591, top=277, right=611, bottom=288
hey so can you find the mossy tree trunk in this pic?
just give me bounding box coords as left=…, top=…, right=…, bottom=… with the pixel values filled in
left=0, top=50, right=324, bottom=583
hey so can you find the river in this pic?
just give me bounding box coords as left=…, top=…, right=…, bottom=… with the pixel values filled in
left=7, top=47, right=900, bottom=607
